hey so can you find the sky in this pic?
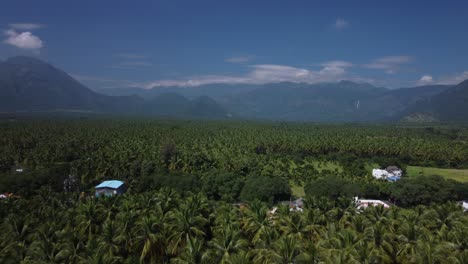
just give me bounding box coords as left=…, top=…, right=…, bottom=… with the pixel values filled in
left=1, top=0, right=468, bottom=89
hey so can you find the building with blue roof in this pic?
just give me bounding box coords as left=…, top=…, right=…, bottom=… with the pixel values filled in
left=95, top=180, right=125, bottom=197
left=387, top=176, right=401, bottom=182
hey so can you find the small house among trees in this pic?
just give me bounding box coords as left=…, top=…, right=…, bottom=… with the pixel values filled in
left=462, top=201, right=468, bottom=212
left=12, top=165, right=26, bottom=173
left=372, top=166, right=402, bottom=182
left=354, top=197, right=390, bottom=209
left=95, top=180, right=125, bottom=197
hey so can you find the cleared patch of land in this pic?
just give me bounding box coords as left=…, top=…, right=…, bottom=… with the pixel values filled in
left=407, top=166, right=468, bottom=182
left=303, top=159, right=343, bottom=173
left=290, top=182, right=305, bottom=197
left=289, top=160, right=342, bottom=197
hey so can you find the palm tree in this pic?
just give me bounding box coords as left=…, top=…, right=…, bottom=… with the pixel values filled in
left=273, top=235, right=302, bottom=264
left=296, top=241, right=321, bottom=264
left=447, top=249, right=468, bottom=264
left=252, top=248, right=281, bottom=264
left=225, top=251, right=252, bottom=264
left=133, top=215, right=169, bottom=263
left=204, top=226, right=248, bottom=263
left=76, top=200, right=105, bottom=241
left=241, top=200, right=274, bottom=246
left=167, top=202, right=208, bottom=255
left=277, top=211, right=309, bottom=243
left=171, top=235, right=207, bottom=264
left=96, top=218, right=123, bottom=263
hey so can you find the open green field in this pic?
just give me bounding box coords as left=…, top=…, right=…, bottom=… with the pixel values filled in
left=407, top=166, right=468, bottom=182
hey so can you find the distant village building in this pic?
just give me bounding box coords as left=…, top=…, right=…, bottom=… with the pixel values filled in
left=355, top=197, right=390, bottom=209
left=13, top=165, right=26, bottom=173
left=95, top=180, right=125, bottom=197
left=462, top=201, right=468, bottom=212
left=372, top=166, right=402, bottom=182
left=386, top=166, right=402, bottom=177
left=280, top=197, right=304, bottom=212
left=0, top=193, right=15, bottom=199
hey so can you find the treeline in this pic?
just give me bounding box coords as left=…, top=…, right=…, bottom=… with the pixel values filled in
left=2, top=163, right=467, bottom=208
left=1, top=188, right=467, bottom=263
left=1, top=120, right=468, bottom=205
left=1, top=120, right=467, bottom=179
left=305, top=175, right=468, bottom=207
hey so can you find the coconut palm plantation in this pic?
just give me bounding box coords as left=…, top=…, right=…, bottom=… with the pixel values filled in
left=1, top=188, right=467, bottom=263
left=2, top=0, right=468, bottom=263
left=0, top=120, right=468, bottom=263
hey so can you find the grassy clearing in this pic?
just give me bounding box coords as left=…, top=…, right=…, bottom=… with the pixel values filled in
left=289, top=160, right=343, bottom=197
left=365, top=162, right=380, bottom=173
left=290, top=182, right=305, bottom=197
left=304, top=159, right=343, bottom=173
left=406, top=166, right=468, bottom=182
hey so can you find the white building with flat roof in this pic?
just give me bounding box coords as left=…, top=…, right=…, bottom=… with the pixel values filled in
left=355, top=197, right=390, bottom=209
left=372, top=166, right=402, bottom=182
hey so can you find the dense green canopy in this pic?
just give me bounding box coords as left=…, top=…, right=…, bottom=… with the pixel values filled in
left=1, top=119, right=468, bottom=262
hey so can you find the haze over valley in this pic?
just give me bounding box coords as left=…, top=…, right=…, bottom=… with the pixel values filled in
left=1, top=56, right=467, bottom=122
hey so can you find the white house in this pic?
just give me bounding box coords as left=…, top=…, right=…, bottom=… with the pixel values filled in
left=372, top=169, right=390, bottom=179
left=355, top=197, right=390, bottom=209
left=372, top=166, right=402, bottom=182
left=462, top=201, right=468, bottom=212
left=386, top=166, right=402, bottom=177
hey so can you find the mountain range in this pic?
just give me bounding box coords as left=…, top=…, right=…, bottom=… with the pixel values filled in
left=1, top=56, right=467, bottom=122
left=0, top=57, right=226, bottom=119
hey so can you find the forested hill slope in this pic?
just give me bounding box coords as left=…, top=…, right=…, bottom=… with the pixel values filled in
left=0, top=56, right=226, bottom=118
left=97, top=80, right=453, bottom=122
left=144, top=93, right=228, bottom=118
left=402, top=79, right=468, bottom=122
left=0, top=56, right=142, bottom=113
left=2, top=56, right=467, bottom=122
left=222, top=81, right=451, bottom=122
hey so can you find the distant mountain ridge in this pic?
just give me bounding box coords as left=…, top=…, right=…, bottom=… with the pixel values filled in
left=401, top=79, right=468, bottom=122
left=0, top=56, right=142, bottom=113
left=96, top=80, right=453, bottom=122
left=0, top=56, right=227, bottom=119
left=2, top=56, right=467, bottom=122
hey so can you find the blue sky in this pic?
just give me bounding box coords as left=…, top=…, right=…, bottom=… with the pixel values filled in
left=1, top=0, right=468, bottom=89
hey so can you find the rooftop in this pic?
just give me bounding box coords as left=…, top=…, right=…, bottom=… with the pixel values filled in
left=95, top=180, right=124, bottom=189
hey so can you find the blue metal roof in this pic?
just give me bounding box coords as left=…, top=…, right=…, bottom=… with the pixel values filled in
left=387, top=176, right=401, bottom=182
left=95, top=180, right=124, bottom=189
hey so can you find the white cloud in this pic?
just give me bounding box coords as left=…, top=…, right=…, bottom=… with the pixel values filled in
left=3, top=29, right=43, bottom=50
left=416, top=75, right=434, bottom=85
left=111, top=61, right=153, bottom=69
left=412, top=72, right=468, bottom=86
left=9, top=23, right=44, bottom=30
left=322, top=61, right=353, bottom=68
left=115, top=53, right=150, bottom=59
left=132, top=61, right=365, bottom=89
left=437, top=71, right=468, bottom=85
left=225, top=55, right=255, bottom=63
left=365, top=56, right=412, bottom=74
left=334, top=18, right=349, bottom=29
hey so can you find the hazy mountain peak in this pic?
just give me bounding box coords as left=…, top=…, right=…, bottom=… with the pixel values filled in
left=2, top=55, right=467, bottom=122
